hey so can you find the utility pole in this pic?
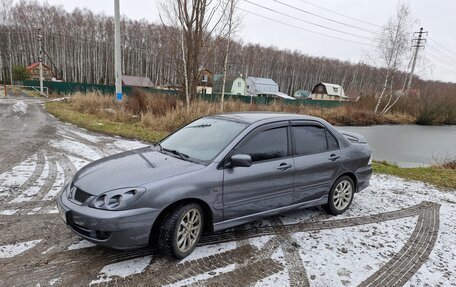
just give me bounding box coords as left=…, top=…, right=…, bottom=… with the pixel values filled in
left=114, top=0, right=122, bottom=101
left=407, top=27, right=427, bottom=90
left=8, top=29, right=13, bottom=86
left=37, top=28, right=44, bottom=95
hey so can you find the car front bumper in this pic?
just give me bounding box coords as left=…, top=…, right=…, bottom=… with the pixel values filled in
left=56, top=186, right=160, bottom=250
left=355, top=165, right=372, bottom=192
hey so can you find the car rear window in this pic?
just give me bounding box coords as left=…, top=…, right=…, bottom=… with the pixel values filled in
left=293, top=125, right=329, bottom=155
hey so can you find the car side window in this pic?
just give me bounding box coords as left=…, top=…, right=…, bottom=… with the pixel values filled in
left=293, top=125, right=328, bottom=155
left=235, top=127, right=288, bottom=162
left=326, top=130, right=339, bottom=150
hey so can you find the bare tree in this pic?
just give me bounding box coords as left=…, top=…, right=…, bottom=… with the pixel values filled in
left=373, top=2, right=412, bottom=114
left=220, top=0, right=241, bottom=112
left=159, top=0, right=227, bottom=111
left=0, top=0, right=13, bottom=84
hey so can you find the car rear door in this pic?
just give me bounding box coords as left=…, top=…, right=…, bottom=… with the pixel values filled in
left=222, top=122, right=294, bottom=220
left=291, top=121, right=342, bottom=203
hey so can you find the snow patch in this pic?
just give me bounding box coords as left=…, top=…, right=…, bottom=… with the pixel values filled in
left=42, top=162, right=65, bottom=201
left=50, top=139, right=101, bottom=161
left=10, top=155, right=49, bottom=203
left=164, top=264, right=236, bottom=287
left=254, top=247, right=289, bottom=286
left=250, top=235, right=274, bottom=250
left=180, top=241, right=237, bottom=263
left=49, top=278, right=60, bottom=286
left=89, top=256, right=152, bottom=285
left=67, top=155, right=90, bottom=170
left=295, top=217, right=417, bottom=287
left=47, top=207, right=59, bottom=214
left=0, top=154, right=37, bottom=195
left=12, top=100, right=27, bottom=113
left=64, top=127, right=103, bottom=143
left=0, top=209, right=18, bottom=215
left=0, top=239, right=42, bottom=258
left=111, top=139, right=147, bottom=152
left=27, top=207, right=42, bottom=215
left=41, top=246, right=55, bottom=254
left=406, top=204, right=456, bottom=286
left=67, top=240, right=97, bottom=250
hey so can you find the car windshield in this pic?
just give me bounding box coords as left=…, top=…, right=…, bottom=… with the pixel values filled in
left=159, top=117, right=248, bottom=162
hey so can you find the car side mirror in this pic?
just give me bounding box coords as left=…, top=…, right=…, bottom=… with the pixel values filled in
left=231, top=154, right=252, bottom=167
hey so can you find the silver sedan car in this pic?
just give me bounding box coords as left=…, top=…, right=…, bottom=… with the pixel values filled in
left=57, top=113, right=372, bottom=259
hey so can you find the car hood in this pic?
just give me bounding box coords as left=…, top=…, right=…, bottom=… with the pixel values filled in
left=72, top=146, right=205, bottom=195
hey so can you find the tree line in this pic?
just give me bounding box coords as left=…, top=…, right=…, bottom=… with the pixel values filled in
left=0, top=0, right=455, bottom=101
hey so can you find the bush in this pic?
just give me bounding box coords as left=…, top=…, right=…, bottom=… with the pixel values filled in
left=12, top=65, right=31, bottom=81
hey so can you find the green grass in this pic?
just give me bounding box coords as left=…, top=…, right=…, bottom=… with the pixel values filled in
left=45, top=101, right=166, bottom=143
left=373, top=161, right=456, bottom=190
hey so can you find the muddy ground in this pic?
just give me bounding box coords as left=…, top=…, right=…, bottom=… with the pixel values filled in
left=0, top=94, right=455, bottom=287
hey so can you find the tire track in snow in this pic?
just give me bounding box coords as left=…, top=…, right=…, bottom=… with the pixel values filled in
left=199, top=202, right=437, bottom=245
left=0, top=152, right=44, bottom=203
left=359, top=205, right=440, bottom=287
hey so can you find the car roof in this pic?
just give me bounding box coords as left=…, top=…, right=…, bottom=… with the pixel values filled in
left=212, top=112, right=322, bottom=124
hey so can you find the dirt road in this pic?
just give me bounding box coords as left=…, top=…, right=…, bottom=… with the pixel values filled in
left=0, top=94, right=455, bottom=286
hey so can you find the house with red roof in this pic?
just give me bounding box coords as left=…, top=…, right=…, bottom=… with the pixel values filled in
left=26, top=63, right=56, bottom=81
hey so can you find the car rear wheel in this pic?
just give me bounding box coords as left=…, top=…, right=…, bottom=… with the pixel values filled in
left=158, top=203, right=204, bottom=259
left=325, top=176, right=355, bottom=215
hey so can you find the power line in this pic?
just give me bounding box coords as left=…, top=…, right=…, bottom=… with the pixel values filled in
left=271, top=0, right=378, bottom=34
left=427, top=49, right=456, bottom=68
left=295, top=0, right=383, bottom=28
left=427, top=44, right=456, bottom=65
left=427, top=58, right=456, bottom=74
left=428, top=37, right=456, bottom=58
left=242, top=0, right=376, bottom=41
left=238, top=7, right=374, bottom=47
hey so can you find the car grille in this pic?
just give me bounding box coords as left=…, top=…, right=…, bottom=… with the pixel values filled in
left=74, top=188, right=92, bottom=203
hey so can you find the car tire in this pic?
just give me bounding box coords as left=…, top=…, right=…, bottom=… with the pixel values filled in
left=158, top=203, right=204, bottom=259
left=324, top=176, right=355, bottom=215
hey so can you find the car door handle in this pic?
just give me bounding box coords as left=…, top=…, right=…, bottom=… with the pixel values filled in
left=329, top=154, right=341, bottom=161
left=277, top=163, right=292, bottom=171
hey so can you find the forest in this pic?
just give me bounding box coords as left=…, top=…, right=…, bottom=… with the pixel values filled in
left=0, top=0, right=455, bottom=100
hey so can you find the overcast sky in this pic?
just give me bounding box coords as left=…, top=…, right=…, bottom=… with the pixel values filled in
left=30, top=0, right=456, bottom=83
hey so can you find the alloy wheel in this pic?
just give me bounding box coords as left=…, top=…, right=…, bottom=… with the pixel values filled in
left=176, top=208, right=202, bottom=253
left=333, top=180, right=353, bottom=211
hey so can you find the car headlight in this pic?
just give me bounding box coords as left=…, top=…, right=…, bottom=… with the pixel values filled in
left=89, top=187, right=146, bottom=210
left=368, top=155, right=372, bottom=165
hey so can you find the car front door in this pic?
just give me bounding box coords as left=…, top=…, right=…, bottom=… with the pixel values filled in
left=291, top=122, right=342, bottom=203
left=222, top=122, right=294, bottom=220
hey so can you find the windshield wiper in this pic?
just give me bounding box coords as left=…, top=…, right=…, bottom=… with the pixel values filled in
left=162, top=148, right=190, bottom=161
left=154, top=142, right=163, bottom=151
left=188, top=124, right=212, bottom=128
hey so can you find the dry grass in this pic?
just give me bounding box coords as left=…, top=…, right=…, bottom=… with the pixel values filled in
left=58, top=90, right=416, bottom=130
left=46, top=89, right=416, bottom=142
left=432, top=156, right=456, bottom=170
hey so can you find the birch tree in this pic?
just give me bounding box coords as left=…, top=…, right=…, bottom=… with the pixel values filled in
left=373, top=3, right=411, bottom=114
left=220, top=0, right=241, bottom=112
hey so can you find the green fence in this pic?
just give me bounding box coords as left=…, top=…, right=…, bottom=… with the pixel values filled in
left=201, top=93, right=343, bottom=108
left=19, top=80, right=178, bottom=96
left=18, top=80, right=342, bottom=108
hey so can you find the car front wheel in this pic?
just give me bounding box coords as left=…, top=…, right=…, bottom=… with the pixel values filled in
left=325, top=176, right=355, bottom=215
left=158, top=203, right=204, bottom=259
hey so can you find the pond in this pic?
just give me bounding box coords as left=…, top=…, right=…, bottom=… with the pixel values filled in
left=338, top=125, right=456, bottom=167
